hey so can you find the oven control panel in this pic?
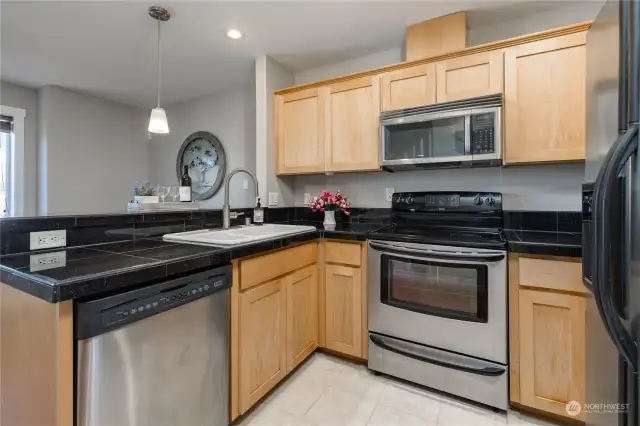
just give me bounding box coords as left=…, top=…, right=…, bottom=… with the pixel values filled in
left=393, top=191, right=502, bottom=212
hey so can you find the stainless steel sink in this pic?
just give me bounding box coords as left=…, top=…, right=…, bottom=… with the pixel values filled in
left=163, top=224, right=316, bottom=246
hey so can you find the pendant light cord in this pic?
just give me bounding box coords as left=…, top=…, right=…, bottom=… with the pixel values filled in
left=156, top=18, right=161, bottom=108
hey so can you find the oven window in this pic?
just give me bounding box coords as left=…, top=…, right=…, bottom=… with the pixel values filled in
left=380, top=254, right=488, bottom=323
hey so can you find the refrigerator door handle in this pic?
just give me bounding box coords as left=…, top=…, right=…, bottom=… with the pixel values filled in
left=594, top=124, right=639, bottom=370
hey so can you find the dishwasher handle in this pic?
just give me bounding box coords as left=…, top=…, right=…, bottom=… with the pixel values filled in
left=75, top=264, right=232, bottom=340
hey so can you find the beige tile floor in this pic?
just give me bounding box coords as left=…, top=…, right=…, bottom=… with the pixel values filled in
left=237, top=353, right=560, bottom=426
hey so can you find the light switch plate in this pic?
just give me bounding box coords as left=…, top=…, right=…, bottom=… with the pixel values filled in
left=303, top=193, right=311, bottom=204
left=30, top=230, right=67, bottom=250
left=385, top=188, right=395, bottom=202
left=30, top=251, right=66, bottom=272
left=268, top=192, right=279, bottom=206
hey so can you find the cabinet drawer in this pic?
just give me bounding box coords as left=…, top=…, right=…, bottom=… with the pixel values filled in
left=325, top=242, right=361, bottom=266
left=240, top=243, right=317, bottom=291
left=518, top=257, right=584, bottom=294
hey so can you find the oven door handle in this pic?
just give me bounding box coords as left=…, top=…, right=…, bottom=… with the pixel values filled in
left=369, top=334, right=506, bottom=377
left=368, top=241, right=505, bottom=262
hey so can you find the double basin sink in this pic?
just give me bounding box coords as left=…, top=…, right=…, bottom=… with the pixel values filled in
left=163, top=224, right=316, bottom=246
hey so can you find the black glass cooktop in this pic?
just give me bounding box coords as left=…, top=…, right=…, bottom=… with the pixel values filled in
left=370, top=225, right=507, bottom=249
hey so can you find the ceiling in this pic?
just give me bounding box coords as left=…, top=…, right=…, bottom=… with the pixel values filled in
left=1, top=1, right=586, bottom=109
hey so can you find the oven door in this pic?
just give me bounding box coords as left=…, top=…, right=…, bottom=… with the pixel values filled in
left=368, top=240, right=507, bottom=363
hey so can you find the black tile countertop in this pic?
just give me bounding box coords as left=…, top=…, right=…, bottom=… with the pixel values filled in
left=0, top=221, right=383, bottom=303
left=504, top=230, right=582, bottom=258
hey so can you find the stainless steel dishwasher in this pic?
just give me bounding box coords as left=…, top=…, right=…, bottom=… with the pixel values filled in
left=75, top=265, right=231, bottom=426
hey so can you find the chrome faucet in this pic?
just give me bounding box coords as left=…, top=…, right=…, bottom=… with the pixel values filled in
left=223, top=168, right=259, bottom=229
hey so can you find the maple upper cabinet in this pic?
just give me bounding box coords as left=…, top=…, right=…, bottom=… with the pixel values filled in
left=518, top=289, right=586, bottom=421
left=436, top=50, right=503, bottom=102
left=276, top=88, right=325, bottom=174
left=325, top=76, right=381, bottom=172
left=504, top=32, right=587, bottom=164
left=380, top=64, right=437, bottom=111
left=238, top=278, right=287, bottom=413
left=286, top=264, right=318, bottom=372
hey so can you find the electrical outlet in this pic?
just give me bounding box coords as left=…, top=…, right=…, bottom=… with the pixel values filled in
left=303, top=193, right=311, bottom=204
left=30, top=230, right=67, bottom=250
left=268, top=192, right=279, bottom=206
left=385, top=188, right=395, bottom=202
left=30, top=251, right=66, bottom=272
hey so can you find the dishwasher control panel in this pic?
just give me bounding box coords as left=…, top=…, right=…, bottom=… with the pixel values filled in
left=76, top=264, right=232, bottom=340
left=101, top=277, right=226, bottom=329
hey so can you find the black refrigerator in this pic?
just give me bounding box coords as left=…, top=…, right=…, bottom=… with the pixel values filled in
left=584, top=0, right=639, bottom=426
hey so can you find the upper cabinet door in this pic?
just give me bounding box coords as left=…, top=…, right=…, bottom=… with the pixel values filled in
left=381, top=64, right=437, bottom=111
left=325, top=76, right=381, bottom=172
left=504, top=32, right=587, bottom=164
left=276, top=88, right=325, bottom=174
left=436, top=50, right=504, bottom=102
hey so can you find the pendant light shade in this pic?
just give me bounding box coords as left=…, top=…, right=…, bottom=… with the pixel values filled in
left=148, top=6, right=170, bottom=134
left=148, top=107, right=169, bottom=133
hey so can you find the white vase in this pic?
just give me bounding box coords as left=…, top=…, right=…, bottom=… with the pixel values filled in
left=323, top=210, right=336, bottom=229
left=135, top=195, right=160, bottom=204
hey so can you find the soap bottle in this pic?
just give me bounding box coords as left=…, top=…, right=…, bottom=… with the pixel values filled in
left=253, top=197, right=264, bottom=225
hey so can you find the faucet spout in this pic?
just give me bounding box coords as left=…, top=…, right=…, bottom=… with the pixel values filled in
left=223, top=168, right=259, bottom=229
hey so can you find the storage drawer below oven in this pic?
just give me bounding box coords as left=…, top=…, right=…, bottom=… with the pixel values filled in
left=368, top=333, right=508, bottom=410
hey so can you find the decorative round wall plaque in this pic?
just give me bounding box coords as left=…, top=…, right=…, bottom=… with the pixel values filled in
left=176, top=131, right=227, bottom=200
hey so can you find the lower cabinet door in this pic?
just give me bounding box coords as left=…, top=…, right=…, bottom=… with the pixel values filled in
left=239, top=278, right=287, bottom=414
left=286, top=264, right=319, bottom=372
left=518, top=289, right=586, bottom=420
left=324, top=264, right=362, bottom=357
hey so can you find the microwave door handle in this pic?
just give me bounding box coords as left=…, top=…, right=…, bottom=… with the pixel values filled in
left=368, top=241, right=505, bottom=262
left=464, top=115, right=471, bottom=155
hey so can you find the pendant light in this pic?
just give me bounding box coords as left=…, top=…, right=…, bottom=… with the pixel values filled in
left=148, top=6, right=170, bottom=134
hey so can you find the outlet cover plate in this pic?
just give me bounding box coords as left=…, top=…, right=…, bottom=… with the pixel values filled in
left=385, top=188, right=395, bottom=202
left=268, top=192, right=279, bottom=206
left=30, top=230, right=67, bottom=250
left=30, top=251, right=67, bottom=272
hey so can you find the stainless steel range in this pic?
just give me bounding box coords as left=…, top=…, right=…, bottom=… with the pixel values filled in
left=367, top=191, right=508, bottom=410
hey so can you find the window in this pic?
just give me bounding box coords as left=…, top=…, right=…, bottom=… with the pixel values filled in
left=0, top=132, right=9, bottom=216
left=0, top=107, right=25, bottom=217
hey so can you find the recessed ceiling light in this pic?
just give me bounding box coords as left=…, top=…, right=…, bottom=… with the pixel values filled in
left=227, top=29, right=243, bottom=40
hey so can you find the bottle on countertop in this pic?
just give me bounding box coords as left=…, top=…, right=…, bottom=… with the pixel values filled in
left=253, top=197, right=264, bottom=225
left=179, top=165, right=192, bottom=202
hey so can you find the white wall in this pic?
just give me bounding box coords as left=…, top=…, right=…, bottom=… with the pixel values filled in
left=294, top=164, right=584, bottom=211
left=0, top=81, right=37, bottom=215
left=467, top=2, right=602, bottom=46
left=149, top=82, right=257, bottom=209
left=293, top=2, right=602, bottom=86
left=255, top=55, right=296, bottom=207
left=37, top=85, right=150, bottom=215
left=294, top=47, right=401, bottom=86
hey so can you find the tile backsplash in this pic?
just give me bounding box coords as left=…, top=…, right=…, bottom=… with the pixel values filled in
left=503, top=211, right=581, bottom=233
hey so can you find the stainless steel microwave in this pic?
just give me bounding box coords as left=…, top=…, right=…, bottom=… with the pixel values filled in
left=380, top=94, right=502, bottom=171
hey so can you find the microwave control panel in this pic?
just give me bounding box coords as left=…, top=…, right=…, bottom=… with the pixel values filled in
left=471, top=113, right=495, bottom=154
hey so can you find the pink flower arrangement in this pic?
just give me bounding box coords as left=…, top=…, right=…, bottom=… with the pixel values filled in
left=308, top=190, right=351, bottom=216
